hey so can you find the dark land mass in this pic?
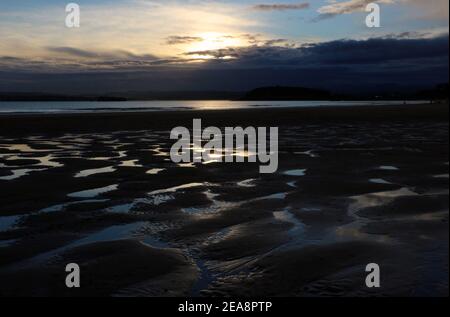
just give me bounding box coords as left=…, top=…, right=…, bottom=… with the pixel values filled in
left=1, top=83, right=447, bottom=102
left=241, top=86, right=335, bottom=101
left=241, top=84, right=449, bottom=101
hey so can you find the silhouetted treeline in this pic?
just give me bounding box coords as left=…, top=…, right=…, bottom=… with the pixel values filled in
left=415, top=83, right=449, bottom=101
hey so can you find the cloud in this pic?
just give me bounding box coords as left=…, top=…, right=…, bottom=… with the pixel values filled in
left=316, top=0, right=393, bottom=20
left=318, top=0, right=392, bottom=15
left=47, top=47, right=104, bottom=59
left=252, top=3, right=310, bottom=11
left=240, top=34, right=264, bottom=45
left=2, top=33, right=447, bottom=72
left=181, top=33, right=448, bottom=68
left=405, top=0, right=449, bottom=21
left=46, top=47, right=159, bottom=62
left=0, top=1, right=260, bottom=59
left=0, top=47, right=175, bottom=72
left=315, top=0, right=449, bottom=20
left=166, top=36, right=204, bottom=45
left=264, top=38, right=289, bottom=46
left=0, top=33, right=447, bottom=94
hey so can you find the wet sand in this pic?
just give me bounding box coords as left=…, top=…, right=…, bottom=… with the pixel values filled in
left=0, top=103, right=448, bottom=297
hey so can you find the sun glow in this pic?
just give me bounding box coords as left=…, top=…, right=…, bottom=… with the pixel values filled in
left=185, top=32, right=243, bottom=60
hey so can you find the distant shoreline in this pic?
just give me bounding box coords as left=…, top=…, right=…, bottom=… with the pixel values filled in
left=0, top=103, right=447, bottom=136
left=0, top=97, right=443, bottom=102
left=1, top=84, right=447, bottom=102
left=0, top=97, right=439, bottom=102
left=0, top=99, right=439, bottom=115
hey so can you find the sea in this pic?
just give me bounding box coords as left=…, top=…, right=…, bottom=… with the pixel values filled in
left=0, top=100, right=426, bottom=114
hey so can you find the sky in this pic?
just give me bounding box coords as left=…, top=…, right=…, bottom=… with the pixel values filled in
left=0, top=0, right=448, bottom=94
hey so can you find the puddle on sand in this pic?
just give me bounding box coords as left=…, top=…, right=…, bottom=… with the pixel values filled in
left=68, top=184, right=119, bottom=199
left=350, top=187, right=417, bottom=212
left=283, top=169, right=307, bottom=177
left=182, top=191, right=239, bottom=216
left=184, top=191, right=290, bottom=216
left=146, top=168, right=165, bottom=175
left=294, top=150, right=318, bottom=158
left=74, top=166, right=116, bottom=178
left=5, top=154, right=63, bottom=168
left=190, top=257, right=216, bottom=297
left=178, top=163, right=196, bottom=168
left=108, top=203, right=135, bottom=214
left=148, top=183, right=205, bottom=196
left=31, top=140, right=61, bottom=147
left=2, top=154, right=63, bottom=169
left=185, top=188, right=291, bottom=217
left=202, top=227, right=232, bottom=246
left=330, top=225, right=394, bottom=244
left=40, top=199, right=110, bottom=213
left=152, top=147, right=170, bottom=157
left=0, top=215, right=21, bottom=232
left=107, top=194, right=175, bottom=214
left=86, top=156, right=114, bottom=161
left=257, top=192, right=287, bottom=200
left=119, top=160, right=143, bottom=168
left=413, top=210, right=449, bottom=221
left=324, top=188, right=417, bottom=245
left=301, top=207, right=322, bottom=212
left=198, top=152, right=223, bottom=165
left=369, top=178, right=392, bottom=184
left=142, top=235, right=170, bottom=249
left=184, top=191, right=289, bottom=216
left=36, top=155, right=64, bottom=168
left=233, top=149, right=258, bottom=159
left=106, top=183, right=208, bottom=215
left=189, top=190, right=291, bottom=217
left=149, top=194, right=174, bottom=206
left=0, top=168, right=46, bottom=181
left=287, top=181, right=297, bottom=188
left=0, top=144, right=50, bottom=153
left=116, top=151, right=128, bottom=158
left=237, top=179, right=257, bottom=188
left=273, top=208, right=305, bottom=237
left=379, top=166, right=399, bottom=171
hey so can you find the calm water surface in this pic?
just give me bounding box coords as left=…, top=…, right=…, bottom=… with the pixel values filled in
left=0, top=100, right=426, bottom=114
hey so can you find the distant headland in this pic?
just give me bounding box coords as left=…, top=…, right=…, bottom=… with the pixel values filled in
left=0, top=84, right=447, bottom=102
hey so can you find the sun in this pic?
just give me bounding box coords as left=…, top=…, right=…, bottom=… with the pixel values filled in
left=184, top=32, right=243, bottom=60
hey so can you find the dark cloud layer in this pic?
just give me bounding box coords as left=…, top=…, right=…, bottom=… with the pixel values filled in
left=165, top=36, right=204, bottom=45
left=0, top=34, right=448, bottom=94
left=184, top=34, right=449, bottom=70
left=47, top=47, right=159, bottom=61
left=252, top=3, right=310, bottom=11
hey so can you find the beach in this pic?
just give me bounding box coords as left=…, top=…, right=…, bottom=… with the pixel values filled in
left=0, top=103, right=448, bottom=297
